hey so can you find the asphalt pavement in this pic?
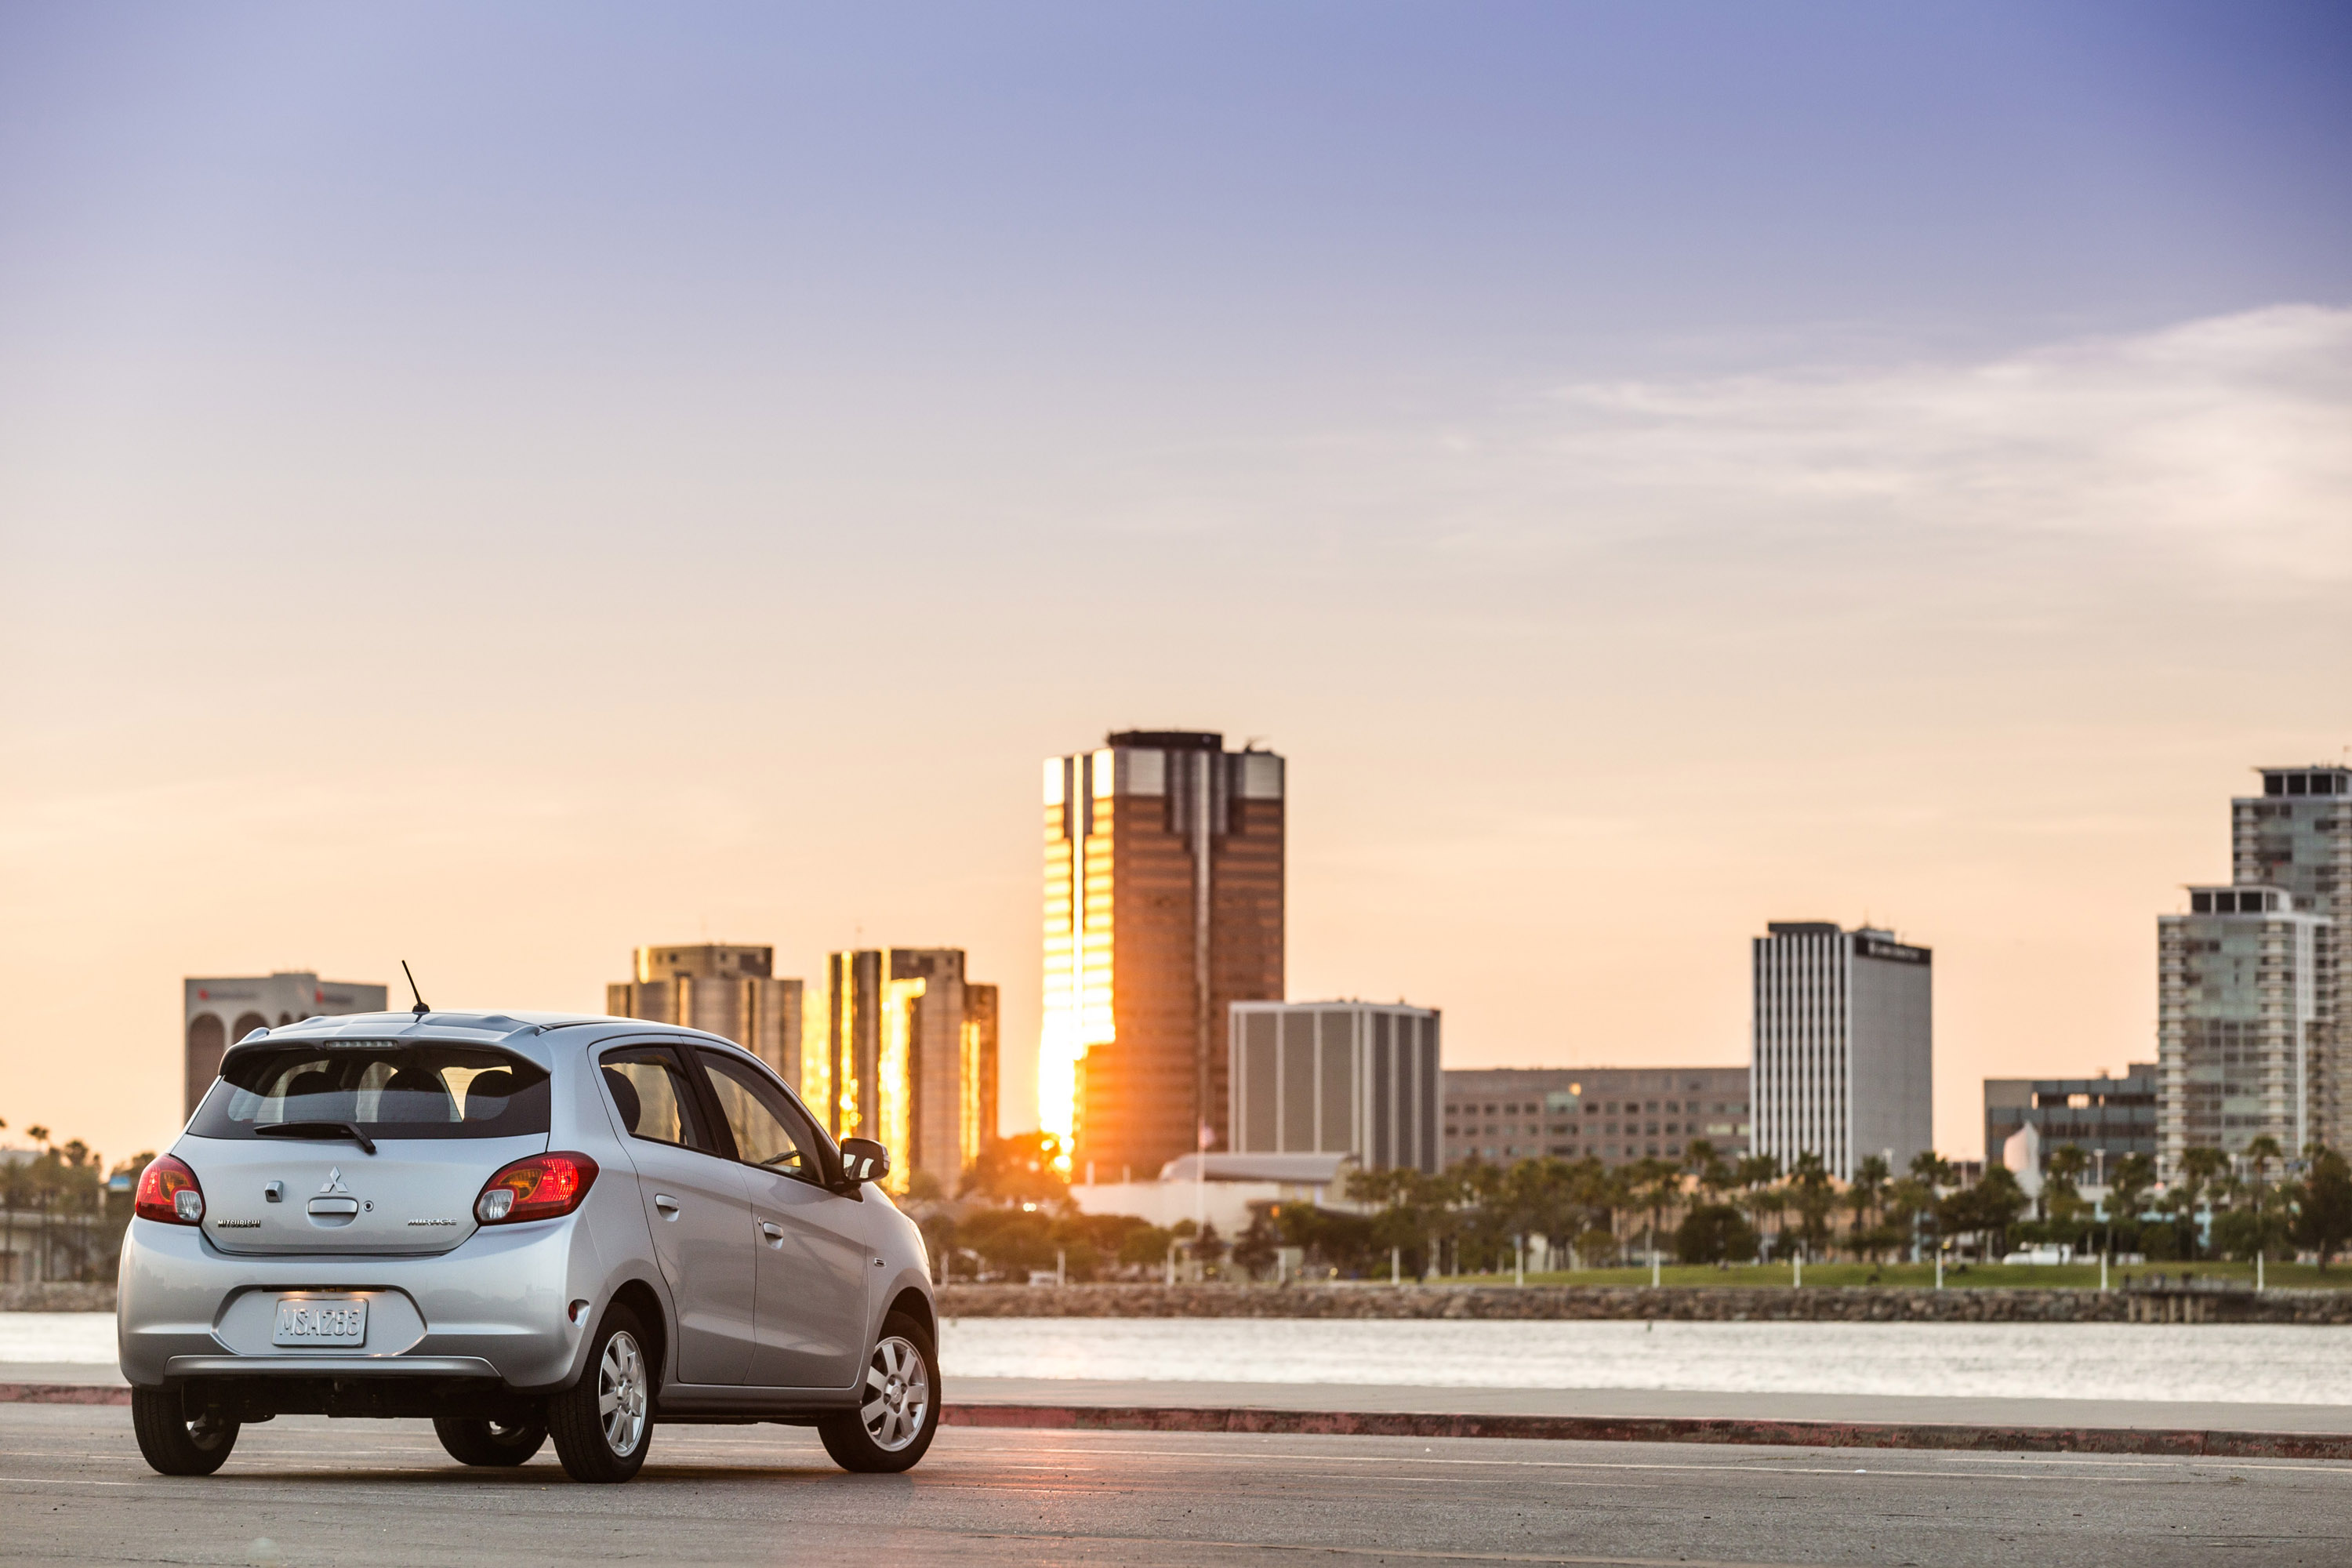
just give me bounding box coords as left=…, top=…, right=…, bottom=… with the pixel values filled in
left=4, top=1402, right=2348, bottom=1566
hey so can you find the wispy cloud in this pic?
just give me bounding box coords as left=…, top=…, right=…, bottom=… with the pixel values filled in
left=1514, top=305, right=2352, bottom=581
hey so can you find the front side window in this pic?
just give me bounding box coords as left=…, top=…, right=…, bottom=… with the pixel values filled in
left=698, top=1050, right=824, bottom=1182
left=190, top=1044, right=549, bottom=1140
left=600, top=1047, right=715, bottom=1152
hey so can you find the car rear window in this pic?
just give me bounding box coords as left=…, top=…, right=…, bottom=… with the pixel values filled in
left=189, top=1044, right=550, bottom=1140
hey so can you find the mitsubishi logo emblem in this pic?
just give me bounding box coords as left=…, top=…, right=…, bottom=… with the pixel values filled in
left=319, top=1167, right=350, bottom=1196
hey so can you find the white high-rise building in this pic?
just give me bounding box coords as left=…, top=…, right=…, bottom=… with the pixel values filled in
left=2158, top=884, right=2329, bottom=1168
left=2229, top=765, right=2350, bottom=1151
left=1751, top=922, right=1933, bottom=1180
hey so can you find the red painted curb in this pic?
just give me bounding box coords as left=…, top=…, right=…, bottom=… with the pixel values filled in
left=938, top=1403, right=2352, bottom=1461
left=0, top=1382, right=130, bottom=1406
left=7, top=1381, right=2343, bottom=1462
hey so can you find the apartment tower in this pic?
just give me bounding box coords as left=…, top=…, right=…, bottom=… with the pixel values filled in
left=1751, top=922, right=1933, bottom=1180
left=1042, top=731, right=1284, bottom=1179
left=811, top=948, right=998, bottom=1190
left=606, top=943, right=804, bottom=1089
left=2157, top=887, right=2328, bottom=1167
left=2230, top=766, right=2349, bottom=1152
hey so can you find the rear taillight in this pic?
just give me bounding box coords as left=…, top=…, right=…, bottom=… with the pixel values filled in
left=135, top=1155, right=205, bottom=1225
left=474, top=1152, right=599, bottom=1225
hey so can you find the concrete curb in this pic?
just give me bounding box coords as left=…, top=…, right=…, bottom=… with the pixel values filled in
left=0, top=1382, right=129, bottom=1406
left=938, top=1402, right=2352, bottom=1461
left=10, top=1381, right=2345, bottom=1461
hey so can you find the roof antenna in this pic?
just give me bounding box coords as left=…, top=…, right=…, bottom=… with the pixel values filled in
left=401, top=960, right=430, bottom=1019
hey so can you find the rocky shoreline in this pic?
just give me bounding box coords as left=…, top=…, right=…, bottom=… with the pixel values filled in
left=937, top=1282, right=2352, bottom=1325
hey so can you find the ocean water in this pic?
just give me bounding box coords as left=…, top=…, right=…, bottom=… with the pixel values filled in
left=18, top=1311, right=2350, bottom=1406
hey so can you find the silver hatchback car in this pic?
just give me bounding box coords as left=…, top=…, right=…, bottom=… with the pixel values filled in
left=119, top=1009, right=938, bottom=1483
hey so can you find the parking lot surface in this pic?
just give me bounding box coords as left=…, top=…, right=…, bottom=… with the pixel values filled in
left=3, top=1403, right=2347, bottom=1566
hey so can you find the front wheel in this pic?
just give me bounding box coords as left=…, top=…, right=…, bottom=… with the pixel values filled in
left=818, top=1312, right=940, bottom=1473
left=130, top=1386, right=239, bottom=1476
left=434, top=1415, right=547, bottom=1467
left=547, top=1305, right=654, bottom=1483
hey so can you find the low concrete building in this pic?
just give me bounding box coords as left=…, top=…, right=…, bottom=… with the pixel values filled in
left=184, top=972, right=387, bottom=1117
left=1069, top=1152, right=1358, bottom=1236
left=1982, top=1064, right=2156, bottom=1174
left=1443, top=1065, right=1751, bottom=1167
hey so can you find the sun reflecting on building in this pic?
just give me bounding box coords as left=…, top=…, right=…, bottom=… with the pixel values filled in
left=1038, top=753, right=1117, bottom=1162
left=811, top=946, right=998, bottom=1190
left=1040, top=732, right=1284, bottom=1181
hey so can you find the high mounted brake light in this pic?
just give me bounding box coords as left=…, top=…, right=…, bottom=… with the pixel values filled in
left=474, top=1152, right=598, bottom=1225
left=135, top=1155, right=205, bottom=1225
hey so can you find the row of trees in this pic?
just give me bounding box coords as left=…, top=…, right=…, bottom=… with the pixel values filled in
left=0, top=1119, right=149, bottom=1285
left=2027, top=1138, right=2352, bottom=1265
left=920, top=1134, right=2352, bottom=1283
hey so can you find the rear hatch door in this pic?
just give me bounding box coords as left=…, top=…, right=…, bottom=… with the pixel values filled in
left=182, top=1133, right=547, bottom=1256
left=180, top=1036, right=553, bottom=1257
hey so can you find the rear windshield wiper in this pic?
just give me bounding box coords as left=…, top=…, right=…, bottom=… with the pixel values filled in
left=254, top=1121, right=378, bottom=1155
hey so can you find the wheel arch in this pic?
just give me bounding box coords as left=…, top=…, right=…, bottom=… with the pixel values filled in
left=607, top=1276, right=670, bottom=1390
left=885, top=1285, right=935, bottom=1343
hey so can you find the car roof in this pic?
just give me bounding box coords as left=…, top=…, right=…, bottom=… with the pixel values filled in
left=220, top=1010, right=739, bottom=1073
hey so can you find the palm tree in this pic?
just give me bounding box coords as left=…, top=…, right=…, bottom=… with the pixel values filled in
left=1788, top=1152, right=1835, bottom=1259
left=1625, top=1157, right=1682, bottom=1272
left=2104, top=1152, right=2154, bottom=1259
left=2243, top=1134, right=2286, bottom=1266
left=1846, top=1155, right=1890, bottom=1258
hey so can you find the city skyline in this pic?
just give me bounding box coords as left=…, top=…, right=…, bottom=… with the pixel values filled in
left=3, top=7, right=2347, bottom=1171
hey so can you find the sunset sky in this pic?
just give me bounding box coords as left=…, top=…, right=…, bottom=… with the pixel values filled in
left=2, top=3, right=2347, bottom=1171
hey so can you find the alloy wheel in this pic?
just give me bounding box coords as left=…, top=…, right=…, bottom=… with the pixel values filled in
left=597, top=1330, right=648, bottom=1456
left=860, top=1334, right=931, bottom=1452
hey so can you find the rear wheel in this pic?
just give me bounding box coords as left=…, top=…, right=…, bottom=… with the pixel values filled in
left=818, top=1312, right=939, bottom=1473
left=130, top=1386, right=239, bottom=1476
left=434, top=1415, right=547, bottom=1467
left=547, top=1305, right=653, bottom=1483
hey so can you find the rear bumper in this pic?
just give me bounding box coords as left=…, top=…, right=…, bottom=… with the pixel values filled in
left=161, top=1355, right=499, bottom=1378
left=118, top=1214, right=619, bottom=1392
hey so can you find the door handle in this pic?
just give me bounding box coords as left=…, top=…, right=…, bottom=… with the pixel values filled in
left=760, top=1221, right=783, bottom=1243
left=653, top=1194, right=681, bottom=1218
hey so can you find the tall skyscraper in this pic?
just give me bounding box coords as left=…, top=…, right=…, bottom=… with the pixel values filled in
left=606, top=943, right=803, bottom=1089
left=184, top=972, right=387, bottom=1116
left=1041, top=730, right=1284, bottom=1178
left=1751, top=922, right=1933, bottom=1180
left=2230, top=765, right=2349, bottom=1151
left=809, top=947, right=997, bottom=1189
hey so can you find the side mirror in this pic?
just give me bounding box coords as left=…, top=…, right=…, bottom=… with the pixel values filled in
left=838, top=1138, right=891, bottom=1187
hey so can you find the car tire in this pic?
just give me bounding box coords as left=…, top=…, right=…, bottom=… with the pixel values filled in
left=818, top=1312, right=940, bottom=1474
left=547, top=1304, right=655, bottom=1483
left=130, top=1385, right=239, bottom=1477
left=434, top=1415, right=548, bottom=1467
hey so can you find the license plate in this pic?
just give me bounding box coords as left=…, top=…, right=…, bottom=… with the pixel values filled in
left=272, top=1295, right=367, bottom=1347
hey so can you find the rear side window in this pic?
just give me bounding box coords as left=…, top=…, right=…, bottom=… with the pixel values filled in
left=599, top=1046, right=716, bottom=1153
left=190, top=1044, right=550, bottom=1140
